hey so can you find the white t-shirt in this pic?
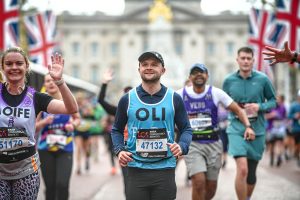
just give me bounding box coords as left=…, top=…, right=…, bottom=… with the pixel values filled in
left=176, top=85, right=233, bottom=108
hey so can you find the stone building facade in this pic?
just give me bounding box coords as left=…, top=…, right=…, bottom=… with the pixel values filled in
left=57, top=0, right=297, bottom=102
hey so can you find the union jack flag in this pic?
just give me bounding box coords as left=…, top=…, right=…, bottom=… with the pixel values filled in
left=0, top=0, right=19, bottom=50
left=24, top=11, right=57, bottom=67
left=248, top=7, right=287, bottom=72
left=276, top=0, right=300, bottom=51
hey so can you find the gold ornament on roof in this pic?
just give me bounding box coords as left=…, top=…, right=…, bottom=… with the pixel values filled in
left=148, top=0, right=173, bottom=23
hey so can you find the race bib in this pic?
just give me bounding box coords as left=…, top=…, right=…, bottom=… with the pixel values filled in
left=189, top=114, right=219, bottom=140
left=270, top=120, right=286, bottom=137
left=46, top=134, right=67, bottom=146
left=0, top=138, right=29, bottom=151
left=0, top=127, right=29, bottom=152
left=243, top=108, right=258, bottom=120
left=189, top=113, right=213, bottom=134
left=237, top=103, right=258, bottom=122
left=136, top=128, right=168, bottom=158
left=189, top=115, right=212, bottom=131
left=273, top=120, right=285, bottom=129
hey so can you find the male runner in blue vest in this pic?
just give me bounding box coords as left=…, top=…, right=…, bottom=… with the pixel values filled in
left=178, top=63, right=254, bottom=200
left=111, top=51, right=192, bottom=200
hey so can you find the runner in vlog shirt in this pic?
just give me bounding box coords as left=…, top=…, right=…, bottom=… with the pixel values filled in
left=0, top=47, right=78, bottom=199
left=111, top=51, right=192, bottom=200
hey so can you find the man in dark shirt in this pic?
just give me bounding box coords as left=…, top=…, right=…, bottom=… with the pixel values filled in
left=111, top=51, right=192, bottom=200
left=97, top=68, right=132, bottom=196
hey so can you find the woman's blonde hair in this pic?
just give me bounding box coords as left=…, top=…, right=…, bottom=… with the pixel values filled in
left=0, top=71, right=4, bottom=83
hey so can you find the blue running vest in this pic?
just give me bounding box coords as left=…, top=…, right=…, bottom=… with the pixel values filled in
left=127, top=87, right=176, bottom=169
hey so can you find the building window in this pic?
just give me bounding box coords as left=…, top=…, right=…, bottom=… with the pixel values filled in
left=110, top=64, right=119, bottom=73
left=129, top=40, right=134, bottom=47
left=141, top=32, right=148, bottom=51
left=227, top=63, right=235, bottom=73
left=226, top=41, right=234, bottom=56
left=91, top=42, right=98, bottom=57
left=174, top=31, right=183, bottom=55
left=72, top=65, right=79, bottom=78
left=206, top=42, right=215, bottom=56
left=191, top=39, right=197, bottom=46
left=143, top=42, right=148, bottom=52
left=207, top=63, right=214, bottom=84
left=175, top=43, right=182, bottom=55
left=110, top=42, right=118, bottom=57
left=72, top=42, right=80, bottom=56
left=90, top=65, right=99, bottom=83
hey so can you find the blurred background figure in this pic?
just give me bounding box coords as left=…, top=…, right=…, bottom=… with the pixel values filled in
left=101, top=115, right=117, bottom=175
left=284, top=118, right=295, bottom=162
left=97, top=68, right=132, bottom=196
left=36, top=74, right=80, bottom=200
left=176, top=77, right=193, bottom=187
left=88, top=96, right=105, bottom=163
left=98, top=68, right=132, bottom=115
left=218, top=104, right=229, bottom=169
left=74, top=92, right=93, bottom=175
left=288, top=90, right=300, bottom=168
left=265, top=95, right=287, bottom=167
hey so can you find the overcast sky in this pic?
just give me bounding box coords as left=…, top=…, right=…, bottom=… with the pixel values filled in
left=23, top=0, right=272, bottom=15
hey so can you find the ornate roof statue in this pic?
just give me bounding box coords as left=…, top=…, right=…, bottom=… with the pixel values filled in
left=148, top=0, right=173, bottom=23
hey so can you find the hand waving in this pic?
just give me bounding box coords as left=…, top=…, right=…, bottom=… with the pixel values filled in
left=102, top=69, right=114, bottom=84
left=263, top=41, right=293, bottom=65
left=48, top=53, right=64, bottom=81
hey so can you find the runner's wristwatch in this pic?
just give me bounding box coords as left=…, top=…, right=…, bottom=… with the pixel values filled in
left=115, top=148, right=125, bottom=157
left=245, top=124, right=252, bottom=129
left=291, top=52, right=298, bottom=64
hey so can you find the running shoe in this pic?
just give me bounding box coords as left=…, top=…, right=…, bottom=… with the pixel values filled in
left=85, top=160, right=90, bottom=171
left=276, top=156, right=282, bottom=167
left=110, top=167, right=117, bottom=175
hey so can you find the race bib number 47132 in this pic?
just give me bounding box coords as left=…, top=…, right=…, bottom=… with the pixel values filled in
left=136, top=128, right=168, bottom=158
